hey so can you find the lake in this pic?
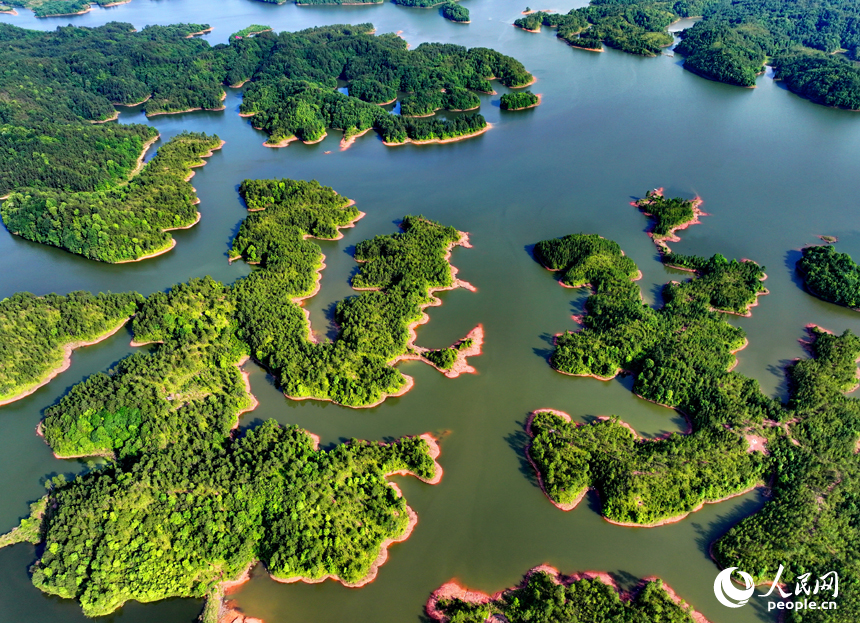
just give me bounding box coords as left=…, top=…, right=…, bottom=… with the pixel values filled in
left=1, top=0, right=859, bottom=621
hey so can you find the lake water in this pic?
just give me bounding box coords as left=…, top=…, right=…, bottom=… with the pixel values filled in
left=2, top=1, right=859, bottom=622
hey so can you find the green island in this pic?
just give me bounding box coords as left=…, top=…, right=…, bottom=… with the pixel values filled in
left=0, top=291, right=142, bottom=406
left=441, top=2, right=469, bottom=23
left=28, top=181, right=478, bottom=463
left=4, top=0, right=131, bottom=18
left=1, top=132, right=223, bottom=263
left=796, top=243, right=860, bottom=309
left=500, top=90, right=540, bottom=110
left=529, top=219, right=860, bottom=617
left=632, top=187, right=702, bottom=245
left=238, top=25, right=531, bottom=145
left=0, top=23, right=531, bottom=261
left=427, top=566, right=705, bottom=623
left=2, top=419, right=442, bottom=620
left=515, top=0, right=860, bottom=109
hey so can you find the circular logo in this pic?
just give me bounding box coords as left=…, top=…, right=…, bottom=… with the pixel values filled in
left=714, top=567, right=756, bottom=608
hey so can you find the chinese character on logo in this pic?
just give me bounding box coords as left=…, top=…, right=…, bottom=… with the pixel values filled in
left=814, top=571, right=839, bottom=598
left=758, top=565, right=793, bottom=599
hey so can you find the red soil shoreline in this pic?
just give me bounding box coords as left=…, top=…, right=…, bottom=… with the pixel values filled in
left=1, top=317, right=130, bottom=407
left=425, top=564, right=713, bottom=623
left=210, top=433, right=443, bottom=621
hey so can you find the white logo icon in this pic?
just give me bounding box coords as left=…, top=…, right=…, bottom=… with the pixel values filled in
left=714, top=567, right=756, bottom=608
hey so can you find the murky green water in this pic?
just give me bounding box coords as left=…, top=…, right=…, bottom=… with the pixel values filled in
left=2, top=0, right=860, bottom=621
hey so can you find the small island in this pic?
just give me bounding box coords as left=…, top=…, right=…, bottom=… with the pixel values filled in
left=500, top=90, right=540, bottom=110
left=427, top=566, right=710, bottom=623
left=796, top=243, right=860, bottom=309
left=632, top=187, right=704, bottom=250
left=441, top=2, right=469, bottom=22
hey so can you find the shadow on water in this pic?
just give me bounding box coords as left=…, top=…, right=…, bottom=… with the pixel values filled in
left=533, top=332, right=556, bottom=363
left=783, top=248, right=805, bottom=293
left=505, top=417, right=538, bottom=488
left=765, top=359, right=792, bottom=403
left=322, top=301, right=340, bottom=342
left=690, top=490, right=767, bottom=560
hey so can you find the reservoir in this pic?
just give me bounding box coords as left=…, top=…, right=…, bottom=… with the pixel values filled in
left=2, top=0, right=859, bottom=621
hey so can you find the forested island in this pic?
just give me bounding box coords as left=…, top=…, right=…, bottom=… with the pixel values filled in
left=427, top=565, right=707, bottom=623
left=16, top=180, right=478, bottom=464
left=515, top=0, right=860, bottom=110
left=4, top=0, right=129, bottom=18
left=0, top=24, right=532, bottom=259
left=500, top=90, right=540, bottom=110
left=1, top=132, right=223, bottom=262
left=797, top=244, right=860, bottom=309
left=529, top=219, right=860, bottom=618
left=441, top=2, right=469, bottom=23
left=0, top=291, right=141, bottom=405
left=2, top=420, right=443, bottom=620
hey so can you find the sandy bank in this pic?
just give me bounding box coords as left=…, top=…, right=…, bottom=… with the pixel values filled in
left=128, top=133, right=160, bottom=179
left=1, top=318, right=130, bottom=407
left=162, top=211, right=201, bottom=231
left=233, top=356, right=259, bottom=428
left=186, top=27, right=213, bottom=38
left=382, top=124, right=491, bottom=146
left=426, top=564, right=712, bottom=623
left=414, top=324, right=484, bottom=378
left=114, top=239, right=176, bottom=263
left=633, top=188, right=706, bottom=253
left=340, top=127, right=373, bottom=150
left=90, top=110, right=119, bottom=124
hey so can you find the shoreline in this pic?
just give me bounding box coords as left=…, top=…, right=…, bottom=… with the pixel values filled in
left=127, top=133, right=160, bottom=179
left=114, top=238, right=176, bottom=263
left=504, top=93, right=542, bottom=111
left=634, top=188, right=706, bottom=253
left=524, top=409, right=758, bottom=525
left=426, top=564, right=712, bottom=623
left=283, top=224, right=476, bottom=408
left=383, top=123, right=491, bottom=146
left=90, top=110, right=119, bottom=124
left=0, top=318, right=130, bottom=407
left=233, top=355, right=259, bottom=429
left=340, top=127, right=373, bottom=150
left=416, top=325, right=484, bottom=378
left=114, top=94, right=152, bottom=107
left=162, top=211, right=201, bottom=231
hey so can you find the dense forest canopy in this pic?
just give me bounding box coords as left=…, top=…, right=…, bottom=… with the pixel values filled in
left=530, top=217, right=860, bottom=618
left=7, top=420, right=440, bottom=618
left=431, top=568, right=703, bottom=623
left=796, top=244, right=860, bottom=309
left=0, top=291, right=142, bottom=403
left=1, top=132, right=222, bottom=263
left=517, top=0, right=860, bottom=109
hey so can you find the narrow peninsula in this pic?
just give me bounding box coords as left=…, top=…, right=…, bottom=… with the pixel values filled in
left=427, top=565, right=710, bottom=623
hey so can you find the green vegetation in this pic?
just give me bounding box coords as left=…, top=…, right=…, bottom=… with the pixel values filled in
left=500, top=91, right=539, bottom=110
left=423, top=338, right=473, bottom=370
left=514, top=3, right=672, bottom=57
left=1, top=132, right=222, bottom=263
left=239, top=26, right=529, bottom=144
left=632, top=189, right=698, bottom=238
left=8, top=0, right=120, bottom=18
left=393, top=0, right=446, bottom=6
left=529, top=410, right=762, bottom=523
left=534, top=232, right=639, bottom=290
left=0, top=496, right=46, bottom=548
left=0, top=291, right=142, bottom=404
left=432, top=569, right=701, bottom=623
left=797, top=244, right=860, bottom=308
left=0, top=123, right=157, bottom=197
left=41, top=277, right=251, bottom=459
left=0, top=22, right=529, bottom=258
left=400, top=88, right=480, bottom=116
left=230, top=25, right=273, bottom=41
left=662, top=252, right=766, bottom=315
left=518, top=0, right=860, bottom=109
left=532, top=220, right=860, bottom=615
left=7, top=420, right=439, bottom=617
left=442, top=2, right=469, bottom=22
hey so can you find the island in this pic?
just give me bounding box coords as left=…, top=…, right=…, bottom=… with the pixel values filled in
left=500, top=90, right=540, bottom=110
left=441, top=2, right=469, bottom=23
left=427, top=566, right=709, bottom=623
left=528, top=212, right=860, bottom=614
left=0, top=291, right=142, bottom=406
left=0, top=23, right=534, bottom=259
left=1, top=420, right=443, bottom=621
left=28, top=179, right=480, bottom=462
left=796, top=243, right=860, bottom=309
left=1, top=132, right=222, bottom=263
left=515, top=0, right=860, bottom=110
left=6, top=0, right=127, bottom=18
